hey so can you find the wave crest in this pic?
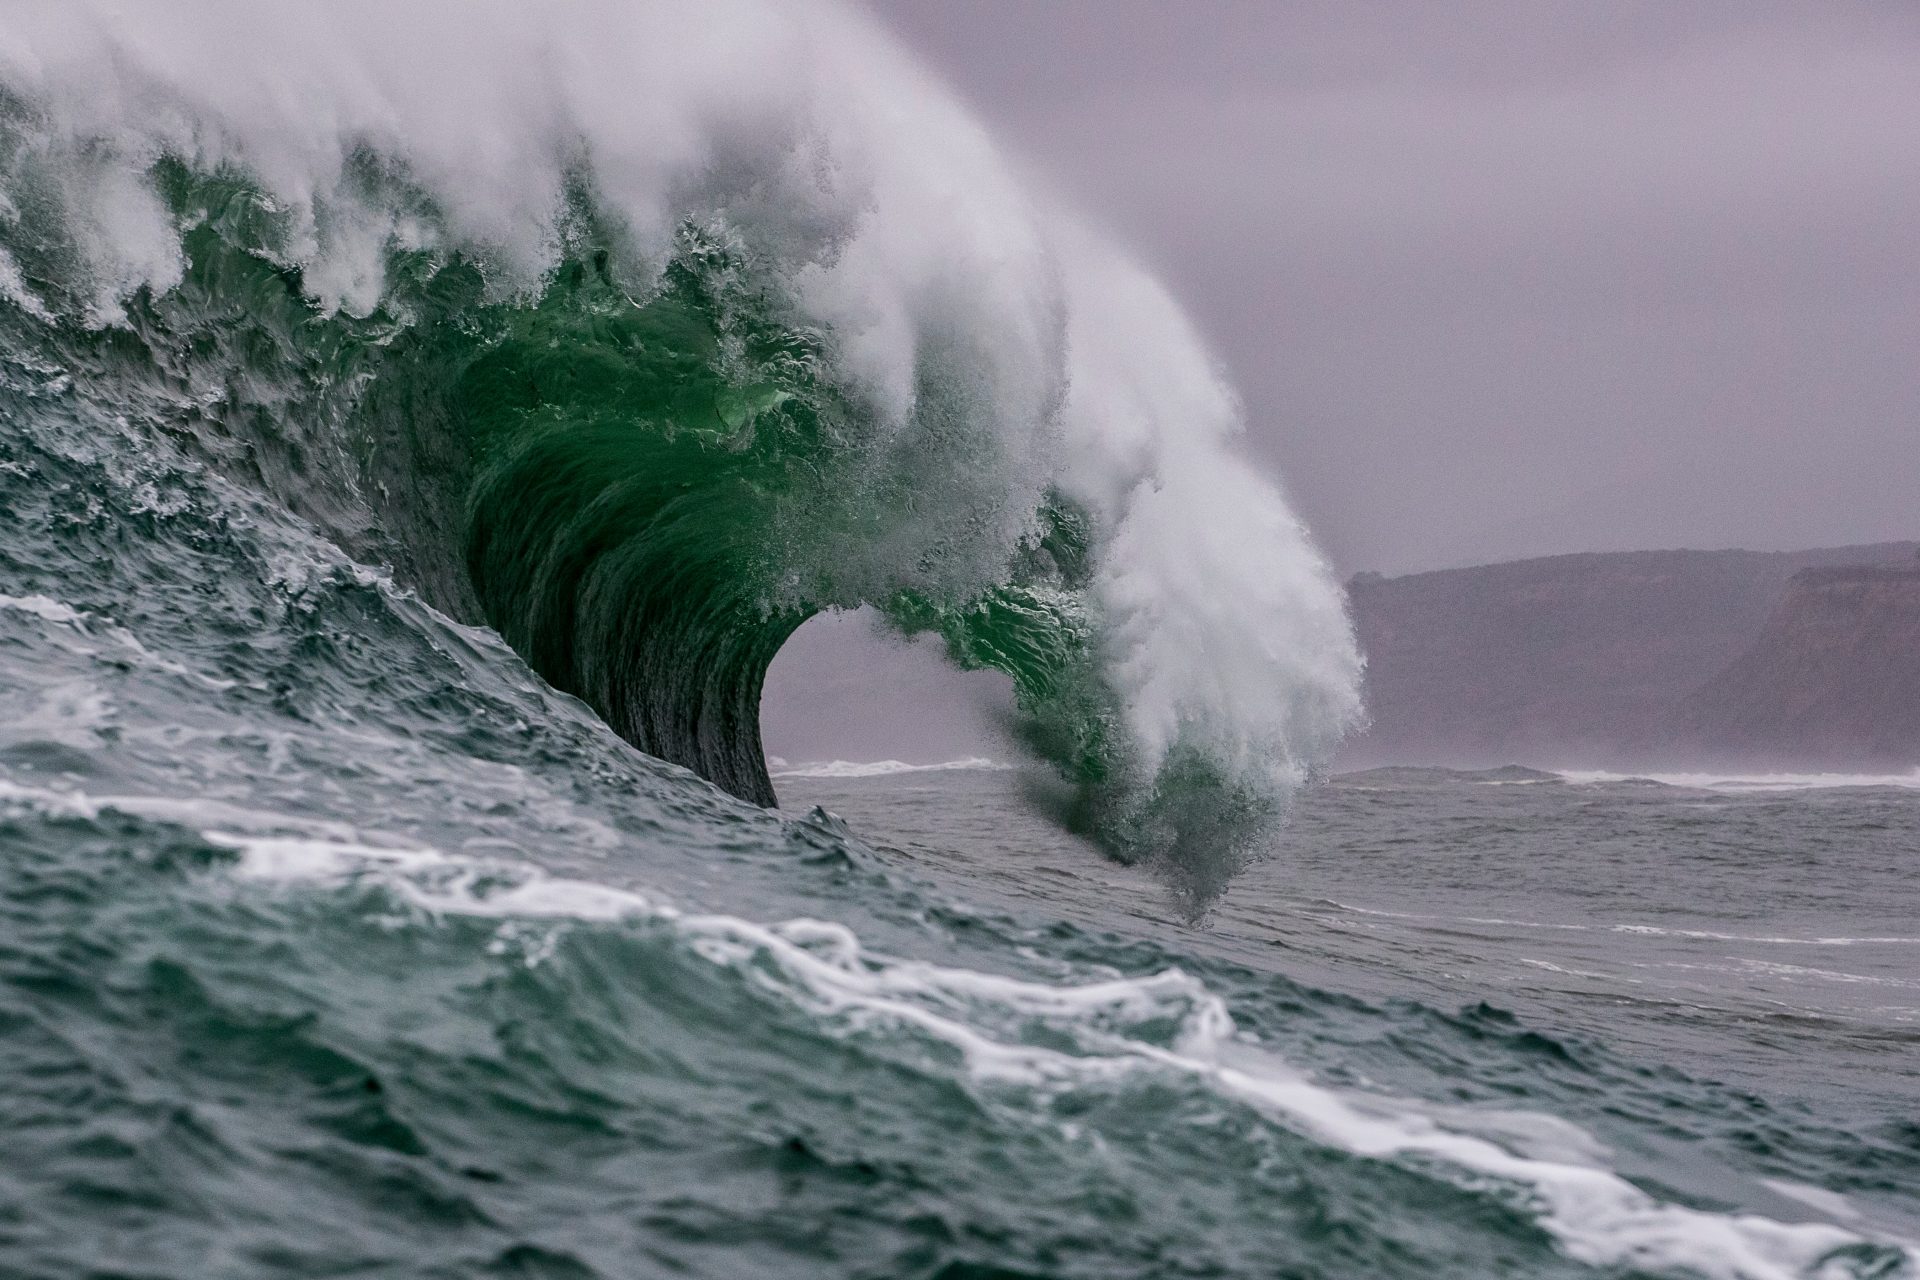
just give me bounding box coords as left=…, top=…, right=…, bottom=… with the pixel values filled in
left=0, top=0, right=1362, bottom=905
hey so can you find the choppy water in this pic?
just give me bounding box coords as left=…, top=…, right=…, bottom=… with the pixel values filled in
left=781, top=764, right=1920, bottom=1110
left=5, top=511, right=1917, bottom=1280
left=1, top=3, right=1915, bottom=1275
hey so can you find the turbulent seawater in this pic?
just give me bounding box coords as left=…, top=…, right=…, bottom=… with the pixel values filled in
left=0, top=0, right=1364, bottom=910
left=782, top=763, right=1920, bottom=1108
left=6, top=642, right=1920, bottom=1280
left=0, top=2, right=1916, bottom=1277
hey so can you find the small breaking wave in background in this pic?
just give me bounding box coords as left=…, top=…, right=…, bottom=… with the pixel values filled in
left=1558, top=768, right=1920, bottom=792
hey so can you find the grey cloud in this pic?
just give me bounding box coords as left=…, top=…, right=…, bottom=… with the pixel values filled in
left=867, top=0, right=1920, bottom=572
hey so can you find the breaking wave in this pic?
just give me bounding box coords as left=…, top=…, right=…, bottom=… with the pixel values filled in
left=0, top=0, right=1360, bottom=907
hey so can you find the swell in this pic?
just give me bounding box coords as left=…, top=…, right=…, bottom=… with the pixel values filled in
left=0, top=0, right=1364, bottom=906
left=442, top=230, right=1111, bottom=812
left=0, top=144, right=1107, bottom=825
left=454, top=246, right=815, bottom=806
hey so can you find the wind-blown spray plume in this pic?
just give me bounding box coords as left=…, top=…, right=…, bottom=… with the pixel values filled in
left=0, top=0, right=1361, bottom=909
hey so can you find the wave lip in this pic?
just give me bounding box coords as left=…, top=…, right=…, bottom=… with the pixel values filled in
left=0, top=0, right=1363, bottom=907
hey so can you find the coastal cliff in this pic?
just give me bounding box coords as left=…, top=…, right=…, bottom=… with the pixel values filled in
left=1675, top=563, right=1920, bottom=766
left=1344, top=542, right=1920, bottom=768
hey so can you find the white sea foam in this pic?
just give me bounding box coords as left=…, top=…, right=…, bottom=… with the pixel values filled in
left=1610, top=924, right=1920, bottom=947
left=208, top=832, right=1915, bottom=1279
left=0, top=592, right=240, bottom=690
left=210, top=831, right=655, bottom=922
left=0, top=592, right=87, bottom=624
left=1733, top=959, right=1919, bottom=990
left=0, top=778, right=413, bottom=848
left=1, top=780, right=1903, bottom=1276
left=1319, top=899, right=1920, bottom=948
left=0, top=0, right=1362, bottom=810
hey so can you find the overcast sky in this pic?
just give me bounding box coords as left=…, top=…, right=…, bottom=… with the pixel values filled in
left=864, top=0, right=1920, bottom=574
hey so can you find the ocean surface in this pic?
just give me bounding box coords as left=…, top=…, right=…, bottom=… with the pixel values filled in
left=5, top=605, right=1920, bottom=1280
left=777, top=762, right=1920, bottom=1116
left=2, top=3, right=1916, bottom=1275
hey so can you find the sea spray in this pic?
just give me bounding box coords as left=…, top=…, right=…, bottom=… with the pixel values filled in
left=0, top=0, right=1358, bottom=901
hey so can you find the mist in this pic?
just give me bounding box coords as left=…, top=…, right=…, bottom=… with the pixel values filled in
left=763, top=2, right=1919, bottom=769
